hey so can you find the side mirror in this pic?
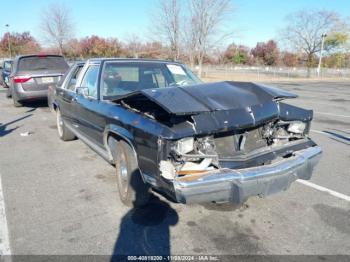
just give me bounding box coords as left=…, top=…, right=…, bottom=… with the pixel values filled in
left=76, top=86, right=89, bottom=97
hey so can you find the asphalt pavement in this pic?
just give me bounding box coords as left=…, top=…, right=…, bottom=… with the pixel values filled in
left=0, top=81, right=349, bottom=258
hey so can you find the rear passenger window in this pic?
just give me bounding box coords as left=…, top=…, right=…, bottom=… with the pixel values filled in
left=81, top=65, right=99, bottom=98
left=67, top=66, right=83, bottom=91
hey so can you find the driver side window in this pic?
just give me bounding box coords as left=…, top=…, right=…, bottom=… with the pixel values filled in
left=81, top=65, right=99, bottom=98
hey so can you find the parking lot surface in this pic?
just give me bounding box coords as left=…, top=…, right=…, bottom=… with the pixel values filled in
left=0, top=81, right=349, bottom=257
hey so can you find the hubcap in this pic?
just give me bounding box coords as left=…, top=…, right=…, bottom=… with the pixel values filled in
left=119, top=151, right=129, bottom=195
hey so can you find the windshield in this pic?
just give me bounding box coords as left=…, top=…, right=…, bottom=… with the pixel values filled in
left=101, top=62, right=201, bottom=99
left=18, top=56, right=69, bottom=71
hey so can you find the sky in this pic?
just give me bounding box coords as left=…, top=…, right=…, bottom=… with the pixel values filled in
left=0, top=0, right=349, bottom=48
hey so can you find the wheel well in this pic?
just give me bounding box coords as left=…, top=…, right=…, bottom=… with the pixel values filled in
left=106, top=132, right=137, bottom=163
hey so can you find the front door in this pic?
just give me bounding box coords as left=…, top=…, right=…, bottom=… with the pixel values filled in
left=74, top=65, right=105, bottom=148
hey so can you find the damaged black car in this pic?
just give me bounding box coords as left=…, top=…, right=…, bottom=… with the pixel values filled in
left=53, top=58, right=322, bottom=207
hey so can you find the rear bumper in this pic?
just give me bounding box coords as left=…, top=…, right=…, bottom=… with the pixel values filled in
left=15, top=85, right=48, bottom=101
left=173, top=146, right=322, bottom=204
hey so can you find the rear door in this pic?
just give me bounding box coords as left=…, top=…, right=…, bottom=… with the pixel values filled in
left=15, top=55, right=69, bottom=92
left=56, top=64, right=84, bottom=126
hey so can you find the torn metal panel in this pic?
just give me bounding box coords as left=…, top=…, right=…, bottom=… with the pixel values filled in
left=279, top=103, right=313, bottom=122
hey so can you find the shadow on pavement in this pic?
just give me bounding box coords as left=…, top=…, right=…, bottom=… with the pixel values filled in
left=111, top=171, right=179, bottom=260
left=21, top=100, right=49, bottom=109
left=0, top=114, right=33, bottom=137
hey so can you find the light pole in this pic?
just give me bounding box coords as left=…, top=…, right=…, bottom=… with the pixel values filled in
left=5, top=24, right=12, bottom=58
left=317, top=33, right=327, bottom=77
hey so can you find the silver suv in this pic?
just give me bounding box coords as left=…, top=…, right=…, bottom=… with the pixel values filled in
left=7, top=54, right=69, bottom=107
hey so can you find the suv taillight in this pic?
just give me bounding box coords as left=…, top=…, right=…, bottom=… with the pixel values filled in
left=13, top=76, right=32, bottom=83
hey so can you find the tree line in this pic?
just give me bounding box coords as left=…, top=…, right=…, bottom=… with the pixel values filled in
left=0, top=1, right=349, bottom=75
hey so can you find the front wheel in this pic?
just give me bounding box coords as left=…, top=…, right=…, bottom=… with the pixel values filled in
left=114, top=140, right=150, bottom=207
left=56, top=109, right=76, bottom=141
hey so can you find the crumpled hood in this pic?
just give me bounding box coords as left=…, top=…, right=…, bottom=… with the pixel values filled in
left=118, top=81, right=297, bottom=115
left=116, top=81, right=308, bottom=138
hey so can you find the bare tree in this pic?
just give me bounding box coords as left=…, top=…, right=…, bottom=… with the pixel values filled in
left=151, top=0, right=181, bottom=60
left=182, top=15, right=198, bottom=68
left=280, top=10, right=347, bottom=76
left=40, top=3, right=74, bottom=55
left=125, top=34, right=143, bottom=58
left=187, top=0, right=233, bottom=77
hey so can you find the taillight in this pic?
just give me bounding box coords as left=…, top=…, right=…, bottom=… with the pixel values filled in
left=13, top=76, right=32, bottom=83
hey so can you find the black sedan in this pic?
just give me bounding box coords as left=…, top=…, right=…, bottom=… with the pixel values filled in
left=53, top=58, right=322, bottom=207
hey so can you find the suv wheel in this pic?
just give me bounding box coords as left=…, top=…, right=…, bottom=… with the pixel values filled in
left=56, top=109, right=75, bottom=141
left=6, top=87, right=11, bottom=98
left=114, top=140, right=150, bottom=207
left=48, top=96, right=54, bottom=112
left=12, top=91, right=22, bottom=107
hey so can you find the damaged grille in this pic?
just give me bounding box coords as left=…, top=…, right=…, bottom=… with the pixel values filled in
left=214, top=127, right=268, bottom=159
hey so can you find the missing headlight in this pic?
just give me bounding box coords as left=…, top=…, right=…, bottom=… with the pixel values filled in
left=288, top=121, right=306, bottom=134
left=174, top=137, right=194, bottom=155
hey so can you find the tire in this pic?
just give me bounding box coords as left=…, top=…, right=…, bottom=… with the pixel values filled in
left=56, top=108, right=76, bottom=141
left=113, top=140, right=150, bottom=207
left=12, top=90, right=22, bottom=107
left=48, top=95, right=54, bottom=112
left=6, top=87, right=11, bottom=98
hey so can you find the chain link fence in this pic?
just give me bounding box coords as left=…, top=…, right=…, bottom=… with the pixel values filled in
left=192, top=65, right=350, bottom=81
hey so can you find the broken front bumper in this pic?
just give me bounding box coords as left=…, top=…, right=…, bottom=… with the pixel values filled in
left=173, top=146, right=322, bottom=204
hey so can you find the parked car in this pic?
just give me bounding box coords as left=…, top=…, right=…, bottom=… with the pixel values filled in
left=54, top=58, right=322, bottom=207
left=7, top=54, right=69, bottom=107
left=48, top=61, right=85, bottom=112
left=0, top=59, right=12, bottom=88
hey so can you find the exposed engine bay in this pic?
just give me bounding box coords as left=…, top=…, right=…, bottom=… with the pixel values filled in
left=112, top=81, right=315, bottom=182
left=158, top=119, right=311, bottom=180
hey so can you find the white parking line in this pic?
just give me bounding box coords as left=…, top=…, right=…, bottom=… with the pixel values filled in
left=315, top=111, right=350, bottom=118
left=0, top=172, right=11, bottom=255
left=297, top=179, right=350, bottom=202
left=310, top=129, right=324, bottom=135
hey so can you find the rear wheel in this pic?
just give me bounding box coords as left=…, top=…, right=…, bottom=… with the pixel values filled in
left=48, top=95, right=54, bottom=112
left=12, top=91, right=22, bottom=107
left=56, top=108, right=75, bottom=141
left=114, top=140, right=150, bottom=207
left=5, top=87, right=11, bottom=98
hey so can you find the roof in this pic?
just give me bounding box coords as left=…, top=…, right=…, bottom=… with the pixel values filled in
left=14, top=54, right=65, bottom=61
left=87, top=57, right=183, bottom=64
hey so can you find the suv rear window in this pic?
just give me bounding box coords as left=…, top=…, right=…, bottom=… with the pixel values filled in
left=18, top=56, right=69, bottom=71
